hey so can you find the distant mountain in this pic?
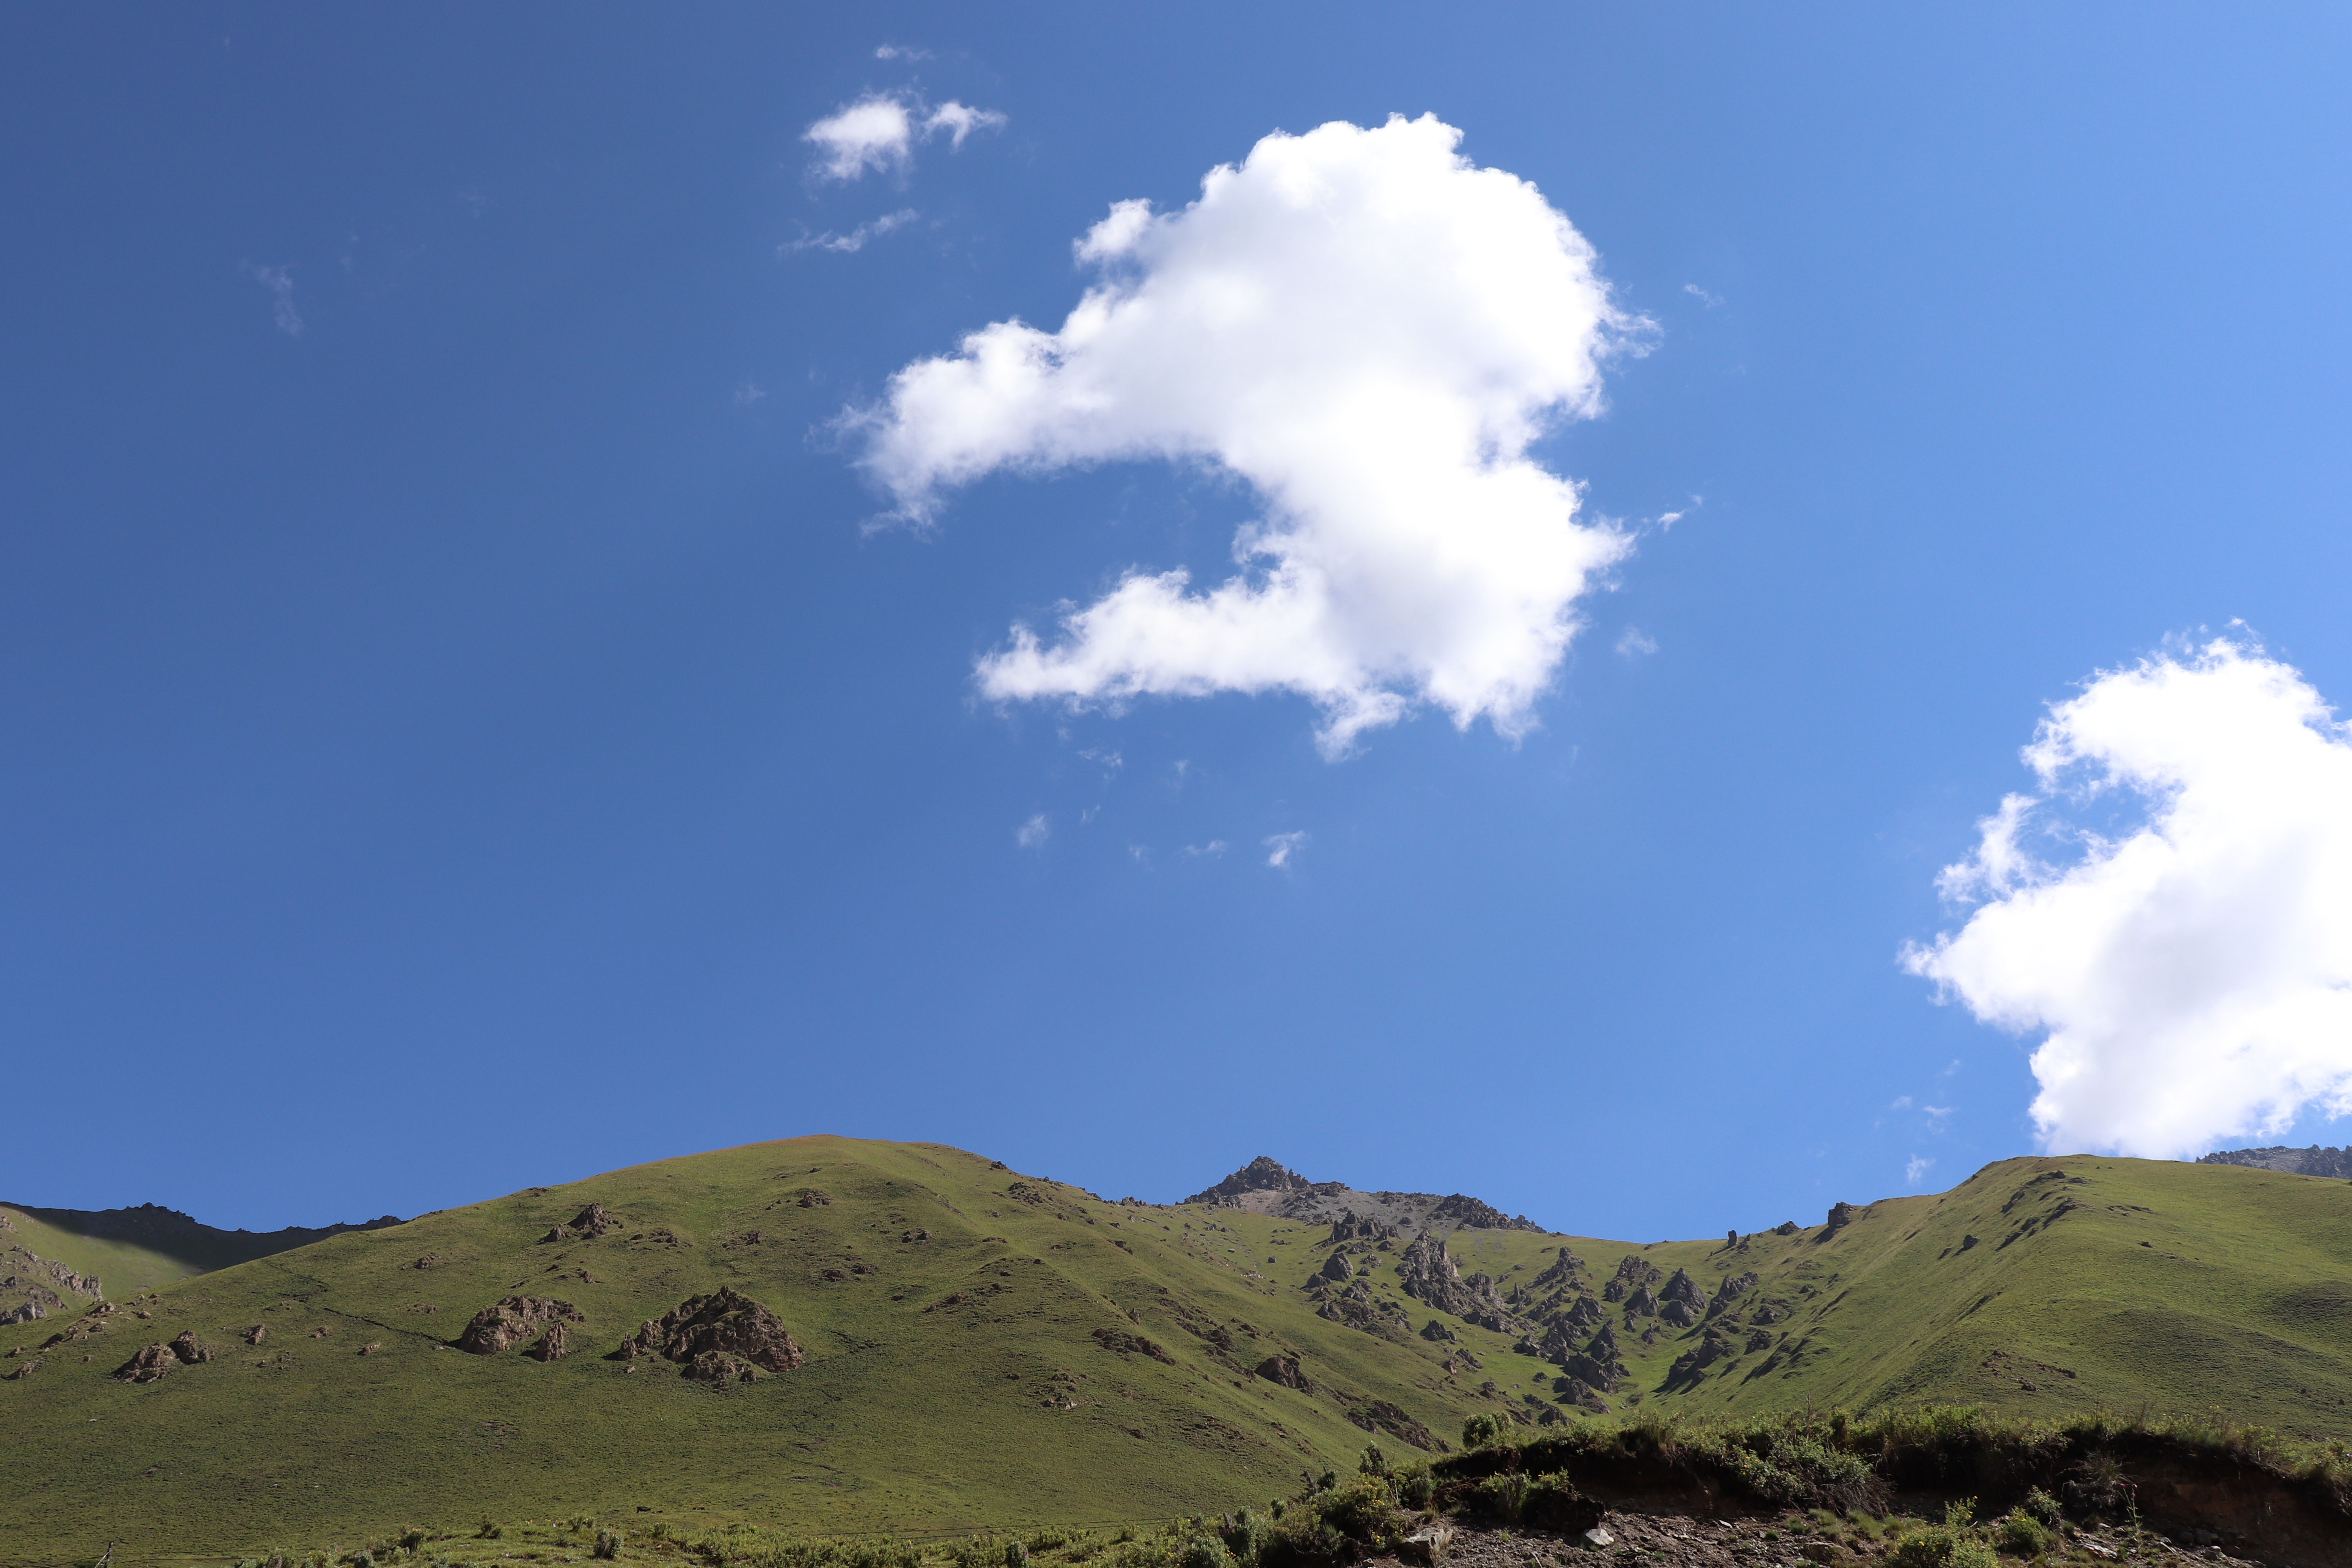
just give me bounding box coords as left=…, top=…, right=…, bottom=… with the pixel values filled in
left=0, top=1201, right=407, bottom=1323
left=1183, top=1155, right=1545, bottom=1234
left=2198, top=1145, right=2352, bottom=1179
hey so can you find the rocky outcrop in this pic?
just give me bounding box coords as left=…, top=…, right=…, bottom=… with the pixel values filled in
left=245, top=1323, right=268, bottom=1345
left=1343, top=1396, right=1442, bottom=1451
left=1424, top=1194, right=1544, bottom=1232
left=2201, top=1145, right=2352, bottom=1179
left=168, top=1330, right=211, bottom=1364
left=1419, top=1318, right=1457, bottom=1343
left=1707, top=1272, right=1760, bottom=1318
left=1254, top=1353, right=1312, bottom=1391
left=614, top=1287, right=802, bottom=1374
left=541, top=1202, right=620, bottom=1244
left=115, top=1343, right=177, bottom=1382
left=1317, top=1250, right=1356, bottom=1283
left=456, top=1295, right=584, bottom=1355
left=0, top=1295, right=50, bottom=1325
left=1823, top=1201, right=1860, bottom=1234
left=1602, top=1255, right=1661, bottom=1303
left=1394, top=1236, right=1517, bottom=1332
left=1623, top=1285, right=1658, bottom=1318
left=526, top=1322, right=573, bottom=1362
left=1662, top=1329, right=1737, bottom=1391
left=1530, top=1247, right=1585, bottom=1289
left=1330, top=1211, right=1397, bottom=1242
left=4, top=1246, right=102, bottom=1301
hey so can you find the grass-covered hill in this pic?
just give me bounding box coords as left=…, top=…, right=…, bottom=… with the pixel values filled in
left=5, top=1138, right=2351, bottom=1566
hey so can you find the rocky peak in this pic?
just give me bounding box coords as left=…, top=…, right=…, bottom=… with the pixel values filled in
left=2200, top=1145, right=2352, bottom=1179
left=1186, top=1157, right=1323, bottom=1205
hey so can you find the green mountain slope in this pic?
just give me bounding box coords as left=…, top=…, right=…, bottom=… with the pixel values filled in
left=2, top=1205, right=203, bottom=1303
left=6, top=1140, right=2351, bottom=1566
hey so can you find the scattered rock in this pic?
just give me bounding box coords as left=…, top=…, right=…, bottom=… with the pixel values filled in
left=168, top=1330, right=211, bottom=1364
left=1771, top=1220, right=1800, bottom=1236
left=1254, top=1353, right=1312, bottom=1391
left=526, top=1323, right=572, bottom=1362
left=3, top=1356, right=40, bottom=1379
left=407, top=1252, right=452, bottom=1270
left=1343, top=1396, right=1441, bottom=1451
left=682, top=1349, right=762, bottom=1387
left=455, top=1296, right=584, bottom=1356
left=358, top=1342, right=383, bottom=1356
left=245, top=1324, right=268, bottom=1346
left=115, top=1343, right=176, bottom=1383
left=1823, top=1201, right=1860, bottom=1234
left=1706, top=1272, right=1760, bottom=1318
left=797, top=1190, right=832, bottom=1208
left=1419, top=1319, right=1457, bottom=1343
left=1317, top=1251, right=1354, bottom=1283
left=1091, top=1327, right=1176, bottom=1364
left=613, top=1286, right=804, bottom=1374
left=1623, top=1285, right=1658, bottom=1318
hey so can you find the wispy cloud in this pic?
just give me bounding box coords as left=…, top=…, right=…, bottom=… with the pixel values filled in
left=243, top=263, right=302, bottom=337
left=1684, top=283, right=1724, bottom=309
left=1615, top=628, right=1658, bottom=659
left=873, top=44, right=930, bottom=62
left=1264, top=831, right=1307, bottom=869
left=1185, top=840, right=1228, bottom=858
left=784, top=209, right=920, bottom=255
left=804, top=93, right=1006, bottom=182
left=735, top=382, right=768, bottom=405
left=1905, top=1156, right=1934, bottom=1185
left=1015, top=814, right=1050, bottom=849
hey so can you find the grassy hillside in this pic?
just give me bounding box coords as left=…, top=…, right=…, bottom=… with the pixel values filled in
left=0, top=1138, right=1532, bottom=1566
left=7, top=1141, right=2351, bottom=1567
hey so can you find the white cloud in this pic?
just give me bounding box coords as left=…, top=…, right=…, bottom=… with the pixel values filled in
left=924, top=101, right=1006, bottom=149
left=848, top=114, right=1641, bottom=757
left=1905, top=639, right=2352, bottom=1158
left=1684, top=283, right=1724, bottom=309
left=1888, top=1095, right=1913, bottom=1111
left=1264, top=831, right=1307, bottom=868
left=243, top=263, right=301, bottom=337
left=1905, top=1156, right=1934, bottom=1185
left=1615, top=627, right=1658, bottom=659
left=1015, top=813, right=1050, bottom=849
left=804, top=93, right=1004, bottom=182
left=735, top=382, right=767, bottom=405
left=785, top=209, right=920, bottom=255
left=873, top=44, right=930, bottom=61
left=1185, top=840, right=1228, bottom=858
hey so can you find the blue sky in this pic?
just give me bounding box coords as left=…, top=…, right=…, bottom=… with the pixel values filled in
left=5, top=5, right=2350, bottom=1239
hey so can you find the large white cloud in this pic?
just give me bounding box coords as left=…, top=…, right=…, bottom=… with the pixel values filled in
left=1906, top=641, right=2352, bottom=1158
left=849, top=114, right=1639, bottom=755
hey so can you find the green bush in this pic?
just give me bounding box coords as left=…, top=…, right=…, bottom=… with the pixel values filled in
left=1221, top=1509, right=1269, bottom=1566
left=1358, top=1445, right=1388, bottom=1476
left=475, top=1523, right=503, bottom=1542
left=1461, top=1414, right=1505, bottom=1450
left=1995, top=1514, right=2049, bottom=1556
left=1007, top=1544, right=1032, bottom=1568
left=2020, top=1488, right=2060, bottom=1525
left=398, top=1533, right=426, bottom=1555
left=594, top=1529, right=624, bottom=1561
left=1471, top=1472, right=1532, bottom=1527
left=1887, top=1503, right=1996, bottom=1568
left=1179, top=1536, right=1230, bottom=1568
left=1394, top=1467, right=1434, bottom=1510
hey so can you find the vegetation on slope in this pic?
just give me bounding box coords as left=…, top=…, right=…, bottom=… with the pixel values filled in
left=10, top=1140, right=2352, bottom=1566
